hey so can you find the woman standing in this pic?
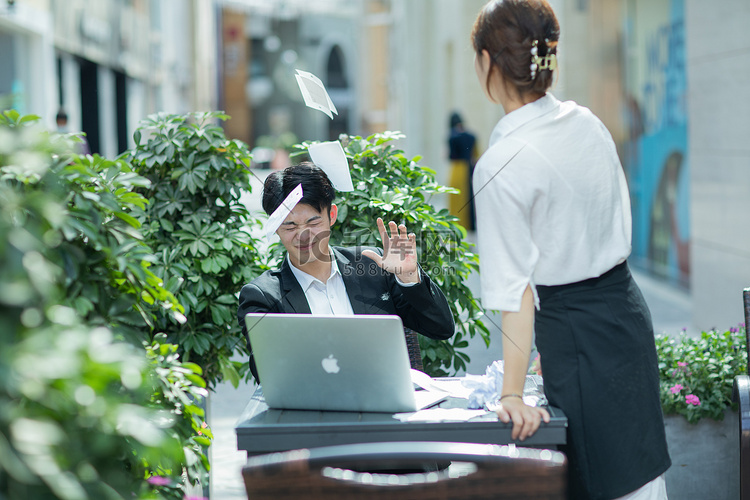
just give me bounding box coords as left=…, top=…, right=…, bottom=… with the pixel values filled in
left=447, top=111, right=478, bottom=230
left=470, top=1, right=671, bottom=499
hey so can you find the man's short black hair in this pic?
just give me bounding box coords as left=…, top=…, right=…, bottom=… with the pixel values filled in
left=262, top=161, right=336, bottom=216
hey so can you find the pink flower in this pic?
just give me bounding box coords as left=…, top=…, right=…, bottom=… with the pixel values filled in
left=685, top=394, right=701, bottom=406
left=147, top=476, right=170, bottom=486
left=670, top=384, right=683, bottom=394
left=531, top=354, right=542, bottom=376
left=677, top=362, right=687, bottom=367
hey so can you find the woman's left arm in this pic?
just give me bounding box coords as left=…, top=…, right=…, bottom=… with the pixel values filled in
left=497, top=284, right=550, bottom=440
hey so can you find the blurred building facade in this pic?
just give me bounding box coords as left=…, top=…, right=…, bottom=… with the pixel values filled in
left=219, top=0, right=361, bottom=158
left=0, top=0, right=218, bottom=157
left=683, top=0, right=750, bottom=329
left=216, top=0, right=491, bottom=177
left=0, top=1, right=57, bottom=124
left=549, top=0, right=750, bottom=329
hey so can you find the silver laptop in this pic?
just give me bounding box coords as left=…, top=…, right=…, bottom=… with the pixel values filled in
left=245, top=313, right=424, bottom=413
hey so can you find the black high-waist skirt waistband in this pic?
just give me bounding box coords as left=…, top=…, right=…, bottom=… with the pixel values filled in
left=536, top=260, right=629, bottom=299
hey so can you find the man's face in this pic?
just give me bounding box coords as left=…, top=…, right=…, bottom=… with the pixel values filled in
left=277, top=203, right=337, bottom=268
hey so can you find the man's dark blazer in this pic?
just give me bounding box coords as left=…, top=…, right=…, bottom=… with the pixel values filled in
left=237, top=246, right=455, bottom=381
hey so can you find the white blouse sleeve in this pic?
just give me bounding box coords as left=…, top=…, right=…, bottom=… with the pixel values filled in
left=473, top=143, right=541, bottom=312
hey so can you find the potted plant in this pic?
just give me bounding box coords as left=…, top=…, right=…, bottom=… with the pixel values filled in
left=126, top=111, right=267, bottom=388
left=656, top=326, right=747, bottom=500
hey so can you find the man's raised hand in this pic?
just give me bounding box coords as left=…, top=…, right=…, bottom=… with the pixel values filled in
left=361, top=218, right=420, bottom=283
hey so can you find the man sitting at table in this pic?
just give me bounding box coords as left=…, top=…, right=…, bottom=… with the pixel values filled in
left=237, top=162, right=455, bottom=382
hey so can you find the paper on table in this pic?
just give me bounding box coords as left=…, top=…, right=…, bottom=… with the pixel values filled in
left=410, top=369, right=438, bottom=391
left=295, top=69, right=338, bottom=119
left=428, top=378, right=473, bottom=399
left=264, top=183, right=303, bottom=239
left=393, top=408, right=494, bottom=423
left=307, top=141, right=353, bottom=192
left=410, top=369, right=473, bottom=399
left=414, top=390, right=448, bottom=410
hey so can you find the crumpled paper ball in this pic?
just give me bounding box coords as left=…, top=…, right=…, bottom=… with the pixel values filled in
left=462, top=360, right=505, bottom=409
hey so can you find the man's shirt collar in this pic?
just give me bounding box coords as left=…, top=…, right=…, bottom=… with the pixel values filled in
left=287, top=247, right=340, bottom=290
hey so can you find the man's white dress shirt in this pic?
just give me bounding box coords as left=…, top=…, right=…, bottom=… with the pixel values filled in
left=288, top=252, right=354, bottom=316
left=287, top=248, right=418, bottom=316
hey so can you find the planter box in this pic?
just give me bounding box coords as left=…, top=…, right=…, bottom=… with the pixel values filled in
left=664, top=409, right=739, bottom=500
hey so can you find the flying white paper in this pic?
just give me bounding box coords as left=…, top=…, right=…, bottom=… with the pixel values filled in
left=295, top=69, right=338, bottom=119
left=264, top=183, right=304, bottom=239
left=307, top=141, right=353, bottom=192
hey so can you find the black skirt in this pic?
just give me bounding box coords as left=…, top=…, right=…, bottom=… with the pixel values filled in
left=534, top=262, right=671, bottom=500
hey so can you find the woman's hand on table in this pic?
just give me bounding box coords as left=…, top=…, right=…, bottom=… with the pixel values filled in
left=495, top=397, right=550, bottom=441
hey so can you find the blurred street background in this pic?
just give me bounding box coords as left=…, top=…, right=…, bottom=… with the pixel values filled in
left=2, top=0, right=748, bottom=498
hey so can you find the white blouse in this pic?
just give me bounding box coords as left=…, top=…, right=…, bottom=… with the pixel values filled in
left=473, top=94, right=632, bottom=312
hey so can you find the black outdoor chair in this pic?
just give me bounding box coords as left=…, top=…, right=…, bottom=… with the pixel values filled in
left=242, top=441, right=567, bottom=500
left=403, top=327, right=424, bottom=371
left=733, top=288, right=750, bottom=500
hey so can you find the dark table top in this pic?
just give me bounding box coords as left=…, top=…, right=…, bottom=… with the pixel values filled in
left=235, top=384, right=568, bottom=456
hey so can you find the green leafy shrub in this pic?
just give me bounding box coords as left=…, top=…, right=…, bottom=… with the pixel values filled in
left=0, top=110, right=184, bottom=341
left=55, top=148, right=185, bottom=340
left=292, top=132, right=489, bottom=376
left=0, top=110, right=209, bottom=499
left=2, top=321, right=169, bottom=499
left=126, top=112, right=266, bottom=388
left=656, top=326, right=747, bottom=423
left=142, top=336, right=212, bottom=499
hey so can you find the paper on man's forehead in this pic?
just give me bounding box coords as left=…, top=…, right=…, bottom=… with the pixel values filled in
left=295, top=69, right=338, bottom=119
left=264, top=183, right=304, bottom=239
left=308, top=141, right=353, bottom=192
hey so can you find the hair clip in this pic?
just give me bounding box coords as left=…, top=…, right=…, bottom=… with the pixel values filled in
left=530, top=39, right=558, bottom=81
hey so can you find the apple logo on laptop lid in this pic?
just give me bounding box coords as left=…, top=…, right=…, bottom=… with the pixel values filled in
left=321, top=354, right=340, bottom=374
